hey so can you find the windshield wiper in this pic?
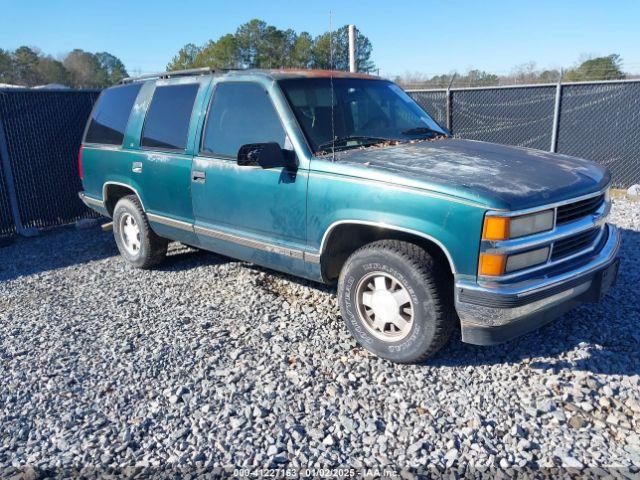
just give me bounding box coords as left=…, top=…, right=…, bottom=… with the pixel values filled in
left=317, top=136, right=390, bottom=152
left=401, top=127, right=447, bottom=137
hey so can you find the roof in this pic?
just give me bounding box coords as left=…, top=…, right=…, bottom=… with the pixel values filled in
left=122, top=67, right=379, bottom=84
left=260, top=69, right=379, bottom=80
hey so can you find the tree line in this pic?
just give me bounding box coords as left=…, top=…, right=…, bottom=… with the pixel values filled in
left=2, top=27, right=629, bottom=91
left=395, top=54, right=628, bottom=89
left=0, top=19, right=376, bottom=89
left=0, top=47, right=128, bottom=88
left=167, top=19, right=375, bottom=73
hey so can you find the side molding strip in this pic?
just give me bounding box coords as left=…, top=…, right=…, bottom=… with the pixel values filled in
left=193, top=225, right=305, bottom=260
left=147, top=212, right=316, bottom=261
left=144, top=214, right=455, bottom=272
left=147, top=213, right=194, bottom=232
left=79, top=192, right=105, bottom=208
left=303, top=252, right=321, bottom=264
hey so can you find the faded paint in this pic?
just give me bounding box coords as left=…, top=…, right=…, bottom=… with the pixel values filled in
left=81, top=70, right=612, bottom=284
left=319, top=138, right=609, bottom=210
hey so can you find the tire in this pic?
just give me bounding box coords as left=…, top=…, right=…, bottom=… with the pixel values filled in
left=338, top=240, right=455, bottom=363
left=112, top=195, right=168, bottom=269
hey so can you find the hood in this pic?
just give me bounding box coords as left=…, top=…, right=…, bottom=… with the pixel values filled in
left=325, top=139, right=610, bottom=210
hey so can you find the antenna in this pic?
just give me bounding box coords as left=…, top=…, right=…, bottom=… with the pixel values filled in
left=329, top=10, right=335, bottom=161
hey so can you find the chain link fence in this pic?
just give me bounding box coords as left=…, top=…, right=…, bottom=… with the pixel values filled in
left=0, top=156, right=15, bottom=240
left=555, top=81, right=640, bottom=187
left=450, top=86, right=557, bottom=151
left=0, top=80, right=638, bottom=242
left=409, top=79, right=640, bottom=188
left=405, top=90, right=448, bottom=128
left=0, top=89, right=100, bottom=240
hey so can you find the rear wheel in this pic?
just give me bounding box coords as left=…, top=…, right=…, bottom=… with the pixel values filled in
left=112, top=195, right=167, bottom=269
left=338, top=240, right=455, bottom=363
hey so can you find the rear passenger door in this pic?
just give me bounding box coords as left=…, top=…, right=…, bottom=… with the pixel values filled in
left=131, top=79, right=209, bottom=243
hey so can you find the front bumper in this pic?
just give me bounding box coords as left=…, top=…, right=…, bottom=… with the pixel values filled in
left=455, top=224, right=621, bottom=345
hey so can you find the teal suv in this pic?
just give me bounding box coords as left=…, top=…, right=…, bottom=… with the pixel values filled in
left=79, top=68, right=620, bottom=363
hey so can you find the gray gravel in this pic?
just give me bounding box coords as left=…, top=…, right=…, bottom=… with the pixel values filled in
left=1, top=199, right=639, bottom=475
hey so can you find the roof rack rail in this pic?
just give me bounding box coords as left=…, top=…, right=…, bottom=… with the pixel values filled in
left=121, top=67, right=242, bottom=84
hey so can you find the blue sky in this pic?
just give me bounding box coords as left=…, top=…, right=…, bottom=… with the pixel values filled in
left=1, top=0, right=639, bottom=77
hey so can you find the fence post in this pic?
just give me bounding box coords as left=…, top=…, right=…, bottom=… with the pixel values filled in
left=0, top=118, right=29, bottom=236
left=549, top=71, right=563, bottom=152
left=446, top=74, right=456, bottom=133
left=446, top=88, right=452, bottom=132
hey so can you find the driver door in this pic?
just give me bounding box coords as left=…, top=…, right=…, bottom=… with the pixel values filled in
left=191, top=81, right=308, bottom=266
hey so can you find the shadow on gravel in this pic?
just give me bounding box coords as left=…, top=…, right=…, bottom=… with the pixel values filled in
left=158, top=244, right=234, bottom=272
left=431, top=228, right=640, bottom=376
left=246, top=230, right=639, bottom=377
left=0, top=226, right=118, bottom=282
left=2, top=222, right=638, bottom=377
left=0, top=226, right=235, bottom=281
left=247, top=264, right=335, bottom=294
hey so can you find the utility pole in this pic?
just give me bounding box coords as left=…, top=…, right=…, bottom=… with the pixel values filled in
left=348, top=25, right=357, bottom=73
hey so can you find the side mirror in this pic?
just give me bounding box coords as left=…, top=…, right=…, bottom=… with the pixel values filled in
left=237, top=142, right=295, bottom=169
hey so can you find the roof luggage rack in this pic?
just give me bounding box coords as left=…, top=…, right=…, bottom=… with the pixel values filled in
left=121, top=67, right=242, bottom=84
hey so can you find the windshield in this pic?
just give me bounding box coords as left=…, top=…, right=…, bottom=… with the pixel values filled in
left=278, top=78, right=447, bottom=154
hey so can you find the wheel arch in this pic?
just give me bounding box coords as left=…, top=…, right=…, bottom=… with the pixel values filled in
left=103, top=181, right=146, bottom=217
left=318, top=220, right=457, bottom=283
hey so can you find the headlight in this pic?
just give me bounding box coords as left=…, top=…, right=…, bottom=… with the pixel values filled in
left=479, top=209, right=555, bottom=276
left=504, top=247, right=550, bottom=273
left=482, top=209, right=554, bottom=240
left=479, top=246, right=550, bottom=276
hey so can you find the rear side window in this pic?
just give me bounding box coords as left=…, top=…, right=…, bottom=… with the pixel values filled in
left=202, top=82, right=286, bottom=157
left=141, top=84, right=199, bottom=151
left=85, top=83, right=142, bottom=145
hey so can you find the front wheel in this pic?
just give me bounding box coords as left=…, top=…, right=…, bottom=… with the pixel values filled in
left=112, top=195, right=168, bottom=269
left=338, top=240, right=455, bottom=363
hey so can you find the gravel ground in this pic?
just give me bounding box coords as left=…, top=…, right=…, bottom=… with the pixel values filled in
left=0, top=199, right=639, bottom=476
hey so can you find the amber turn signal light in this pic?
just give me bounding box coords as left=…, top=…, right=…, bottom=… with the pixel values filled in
left=482, top=216, right=509, bottom=241
left=478, top=253, right=506, bottom=276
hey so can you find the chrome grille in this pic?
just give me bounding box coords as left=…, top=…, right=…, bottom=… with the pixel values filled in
left=551, top=228, right=600, bottom=261
left=479, top=189, right=610, bottom=282
left=556, top=194, right=605, bottom=225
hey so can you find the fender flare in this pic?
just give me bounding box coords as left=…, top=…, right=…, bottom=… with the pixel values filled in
left=317, top=219, right=458, bottom=274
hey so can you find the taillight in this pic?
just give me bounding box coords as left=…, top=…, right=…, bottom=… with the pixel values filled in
left=78, top=146, right=84, bottom=181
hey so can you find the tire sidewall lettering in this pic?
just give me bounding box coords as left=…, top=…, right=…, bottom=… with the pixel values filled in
left=342, top=256, right=436, bottom=358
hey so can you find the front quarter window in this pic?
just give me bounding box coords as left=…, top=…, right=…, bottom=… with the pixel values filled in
left=278, top=78, right=446, bottom=154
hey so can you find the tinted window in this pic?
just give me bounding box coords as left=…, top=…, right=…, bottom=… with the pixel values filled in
left=203, top=82, right=286, bottom=157
left=279, top=78, right=445, bottom=153
left=141, top=84, right=199, bottom=151
left=85, top=83, right=141, bottom=145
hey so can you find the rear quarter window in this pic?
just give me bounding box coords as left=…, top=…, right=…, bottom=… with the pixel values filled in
left=84, top=83, right=142, bottom=145
left=141, top=84, right=199, bottom=151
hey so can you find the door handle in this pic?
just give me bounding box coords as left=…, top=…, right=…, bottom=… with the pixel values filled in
left=192, top=171, right=206, bottom=183
left=132, top=162, right=142, bottom=173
